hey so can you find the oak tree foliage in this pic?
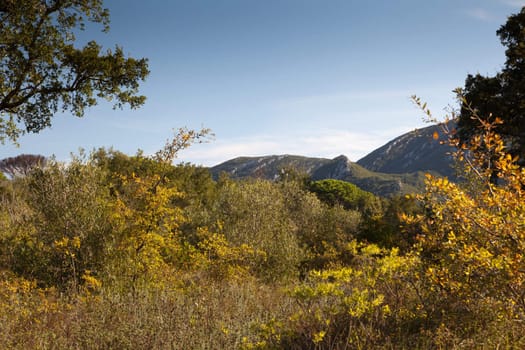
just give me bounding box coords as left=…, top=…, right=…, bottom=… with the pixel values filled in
left=0, top=0, right=149, bottom=142
left=458, top=6, right=525, bottom=165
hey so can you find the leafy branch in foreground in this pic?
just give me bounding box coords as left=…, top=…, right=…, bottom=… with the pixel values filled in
left=456, top=6, right=525, bottom=167
left=407, top=97, right=525, bottom=330
left=0, top=0, right=149, bottom=143
left=154, top=127, right=214, bottom=164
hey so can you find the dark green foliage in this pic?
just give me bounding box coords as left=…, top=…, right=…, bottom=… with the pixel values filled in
left=360, top=195, right=422, bottom=250
left=458, top=6, right=525, bottom=164
left=279, top=178, right=362, bottom=272
left=0, top=0, right=149, bottom=142
left=308, top=179, right=382, bottom=217
left=308, top=179, right=422, bottom=249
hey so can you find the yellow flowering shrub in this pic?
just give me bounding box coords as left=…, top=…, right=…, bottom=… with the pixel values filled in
left=107, top=172, right=188, bottom=288
left=407, top=100, right=525, bottom=332
left=246, top=241, right=419, bottom=349
left=192, top=228, right=267, bottom=280
left=0, top=271, right=66, bottom=347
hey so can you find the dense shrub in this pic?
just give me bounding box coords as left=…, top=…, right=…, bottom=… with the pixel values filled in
left=0, top=155, right=112, bottom=289
left=212, top=178, right=304, bottom=282
left=1, top=119, right=525, bottom=348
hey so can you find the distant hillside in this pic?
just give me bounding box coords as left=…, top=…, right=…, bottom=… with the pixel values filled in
left=209, top=154, right=331, bottom=180
left=357, top=121, right=456, bottom=178
left=210, top=154, right=427, bottom=197
left=209, top=122, right=458, bottom=197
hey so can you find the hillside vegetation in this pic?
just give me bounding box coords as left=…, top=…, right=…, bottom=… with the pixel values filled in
left=2, top=2, right=525, bottom=347
left=357, top=121, right=456, bottom=178
left=211, top=154, right=428, bottom=197
left=1, top=116, right=525, bottom=349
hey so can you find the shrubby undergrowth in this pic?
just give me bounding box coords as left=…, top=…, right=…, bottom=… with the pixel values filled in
left=1, top=119, right=525, bottom=349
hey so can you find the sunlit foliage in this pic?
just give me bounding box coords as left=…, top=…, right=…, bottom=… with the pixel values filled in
left=1, top=115, right=525, bottom=348
left=0, top=154, right=112, bottom=290
left=405, top=97, right=525, bottom=345
left=0, top=0, right=149, bottom=142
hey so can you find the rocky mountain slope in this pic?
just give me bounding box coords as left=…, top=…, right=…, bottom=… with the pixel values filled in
left=210, top=154, right=427, bottom=197
left=357, top=121, right=456, bottom=178
left=209, top=121, right=456, bottom=197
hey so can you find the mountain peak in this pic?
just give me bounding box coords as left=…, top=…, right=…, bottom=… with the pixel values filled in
left=210, top=153, right=426, bottom=197
left=357, top=121, right=456, bottom=177
left=333, top=154, right=349, bottom=162
left=209, top=122, right=454, bottom=197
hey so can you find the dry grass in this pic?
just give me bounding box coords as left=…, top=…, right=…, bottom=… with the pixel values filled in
left=0, top=275, right=292, bottom=350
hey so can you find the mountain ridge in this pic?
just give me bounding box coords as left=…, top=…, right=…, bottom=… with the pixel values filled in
left=357, top=121, right=456, bottom=178
left=210, top=154, right=428, bottom=197
left=209, top=122, right=455, bottom=197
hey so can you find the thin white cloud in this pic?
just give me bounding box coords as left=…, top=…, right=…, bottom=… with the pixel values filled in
left=274, top=89, right=412, bottom=109
left=270, top=86, right=454, bottom=128
left=178, top=127, right=416, bottom=167
left=500, top=0, right=525, bottom=8
left=465, top=8, right=496, bottom=22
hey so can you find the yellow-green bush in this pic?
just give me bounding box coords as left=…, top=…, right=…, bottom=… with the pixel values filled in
left=0, top=155, right=112, bottom=290
left=246, top=242, right=420, bottom=349
left=213, top=178, right=305, bottom=282
left=406, top=100, right=525, bottom=345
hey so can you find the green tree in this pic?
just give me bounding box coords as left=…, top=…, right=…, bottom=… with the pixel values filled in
left=280, top=179, right=362, bottom=271
left=0, top=155, right=113, bottom=290
left=0, top=0, right=149, bottom=142
left=213, top=178, right=304, bottom=282
left=308, top=179, right=382, bottom=217
left=458, top=6, right=525, bottom=165
left=360, top=195, right=421, bottom=250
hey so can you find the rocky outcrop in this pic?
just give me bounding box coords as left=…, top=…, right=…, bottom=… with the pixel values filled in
left=357, top=121, right=456, bottom=178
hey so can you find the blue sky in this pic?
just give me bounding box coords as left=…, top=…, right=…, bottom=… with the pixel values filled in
left=2, top=0, right=524, bottom=166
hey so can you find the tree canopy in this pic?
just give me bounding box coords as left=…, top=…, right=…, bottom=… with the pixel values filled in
left=458, top=6, right=525, bottom=165
left=307, top=179, right=382, bottom=217
left=0, top=154, right=46, bottom=178
left=0, top=0, right=149, bottom=142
